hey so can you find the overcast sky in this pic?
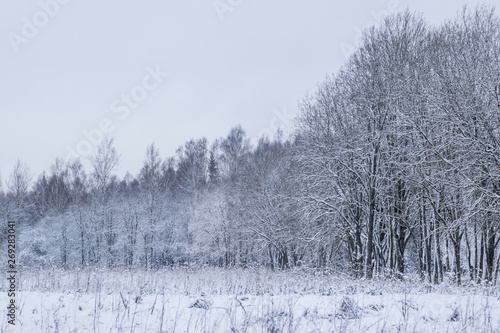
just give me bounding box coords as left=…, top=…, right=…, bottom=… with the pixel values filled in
left=0, top=0, right=498, bottom=181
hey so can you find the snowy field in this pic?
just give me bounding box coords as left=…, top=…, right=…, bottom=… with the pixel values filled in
left=1, top=268, right=500, bottom=332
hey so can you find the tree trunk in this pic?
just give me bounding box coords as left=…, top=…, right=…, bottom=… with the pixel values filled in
left=486, top=226, right=496, bottom=283
left=366, top=146, right=378, bottom=280
left=478, top=229, right=484, bottom=283
left=423, top=203, right=432, bottom=283
left=434, top=218, right=443, bottom=284
left=452, top=233, right=461, bottom=286
left=465, top=226, right=474, bottom=281
left=366, top=185, right=376, bottom=279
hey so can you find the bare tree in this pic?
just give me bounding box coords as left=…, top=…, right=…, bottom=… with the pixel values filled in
left=90, top=136, right=119, bottom=267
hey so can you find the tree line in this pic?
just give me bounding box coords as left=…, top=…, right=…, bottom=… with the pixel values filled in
left=1, top=6, right=500, bottom=285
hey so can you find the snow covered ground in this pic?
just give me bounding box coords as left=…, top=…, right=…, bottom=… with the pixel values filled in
left=1, top=268, right=500, bottom=332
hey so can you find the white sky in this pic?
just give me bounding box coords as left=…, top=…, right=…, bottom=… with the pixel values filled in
left=0, top=0, right=498, bottom=180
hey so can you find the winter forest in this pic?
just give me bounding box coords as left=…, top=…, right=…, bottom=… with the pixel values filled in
left=3, top=5, right=500, bottom=332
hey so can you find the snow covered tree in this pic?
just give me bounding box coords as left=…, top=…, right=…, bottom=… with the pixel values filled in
left=89, top=137, right=119, bottom=267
